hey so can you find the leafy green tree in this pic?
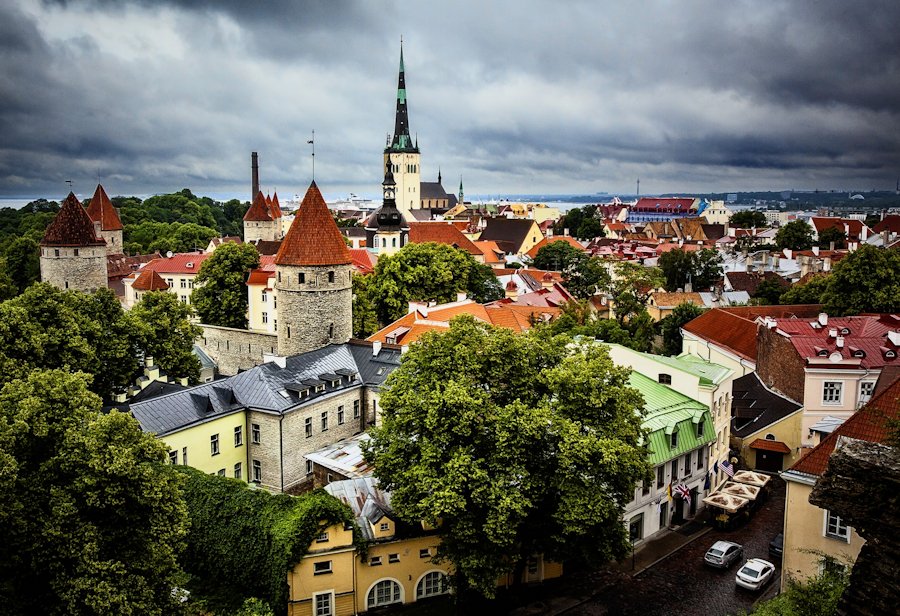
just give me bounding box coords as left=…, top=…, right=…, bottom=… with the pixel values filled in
left=0, top=369, right=188, bottom=615
left=610, top=261, right=665, bottom=324
left=565, top=256, right=612, bottom=300
left=780, top=274, right=830, bottom=305
left=729, top=210, right=767, bottom=228
left=0, top=259, right=15, bottom=301
left=371, top=242, right=492, bottom=324
left=816, top=226, right=846, bottom=249
left=821, top=245, right=900, bottom=315
left=747, top=566, right=850, bottom=616
left=657, top=303, right=706, bottom=356
left=192, top=243, right=260, bottom=328
left=467, top=260, right=505, bottom=303
left=776, top=220, right=814, bottom=250
left=693, top=248, right=724, bottom=290
left=2, top=237, right=40, bottom=294
left=364, top=317, right=650, bottom=599
left=553, top=204, right=603, bottom=240
left=351, top=273, right=379, bottom=338
left=752, top=277, right=790, bottom=305
left=131, top=292, right=202, bottom=383
left=658, top=249, right=695, bottom=291
left=532, top=240, right=584, bottom=271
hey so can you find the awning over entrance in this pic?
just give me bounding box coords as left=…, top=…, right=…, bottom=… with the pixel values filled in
left=748, top=438, right=791, bottom=454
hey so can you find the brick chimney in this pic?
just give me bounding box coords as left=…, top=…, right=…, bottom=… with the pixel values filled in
left=251, top=151, right=259, bottom=203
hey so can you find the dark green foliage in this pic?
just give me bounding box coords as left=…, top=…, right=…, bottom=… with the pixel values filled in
left=2, top=237, right=40, bottom=294
left=816, top=226, right=846, bottom=249
left=821, top=244, right=900, bottom=315
left=0, top=199, right=59, bottom=251
left=125, top=221, right=220, bottom=254
left=532, top=240, right=584, bottom=271
left=192, top=243, right=261, bottom=328
left=175, top=467, right=356, bottom=614
left=729, top=210, right=767, bottom=228
left=552, top=204, right=603, bottom=239
left=752, top=277, right=790, bottom=305
left=610, top=261, right=665, bottom=325
left=780, top=274, right=830, bottom=305
left=365, top=317, right=650, bottom=597
left=658, top=248, right=724, bottom=292
left=0, top=369, right=188, bottom=615
left=747, top=566, right=850, bottom=616
left=131, top=292, right=203, bottom=383
left=776, top=220, right=814, bottom=250
left=532, top=241, right=611, bottom=300
left=467, top=260, right=505, bottom=303
left=657, top=303, right=706, bottom=356
left=351, top=273, right=379, bottom=338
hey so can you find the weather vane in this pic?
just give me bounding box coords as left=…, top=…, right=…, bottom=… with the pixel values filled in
left=307, top=130, right=315, bottom=181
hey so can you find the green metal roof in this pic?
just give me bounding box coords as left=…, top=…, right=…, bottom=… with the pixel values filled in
left=628, top=371, right=715, bottom=465
left=605, top=343, right=731, bottom=386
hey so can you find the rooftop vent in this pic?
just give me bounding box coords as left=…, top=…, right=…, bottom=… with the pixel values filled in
left=818, top=313, right=828, bottom=326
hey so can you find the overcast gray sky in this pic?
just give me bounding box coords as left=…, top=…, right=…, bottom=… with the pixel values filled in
left=2, top=0, right=899, bottom=201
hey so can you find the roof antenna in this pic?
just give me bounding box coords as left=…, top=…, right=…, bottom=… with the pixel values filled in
left=65, top=179, right=73, bottom=190
left=307, top=130, right=315, bottom=181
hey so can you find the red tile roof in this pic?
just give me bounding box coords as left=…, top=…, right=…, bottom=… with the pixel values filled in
left=41, top=192, right=106, bottom=247
left=408, top=222, right=482, bottom=255
left=749, top=438, right=792, bottom=454
left=85, top=184, right=123, bottom=231
left=142, top=252, right=210, bottom=275
left=810, top=217, right=870, bottom=239
left=873, top=215, right=900, bottom=235
left=773, top=314, right=900, bottom=369
left=275, top=182, right=352, bottom=266
left=473, top=240, right=506, bottom=264
left=524, top=236, right=585, bottom=259
left=789, top=375, right=900, bottom=476
left=349, top=248, right=377, bottom=274
left=131, top=269, right=169, bottom=291
left=269, top=191, right=283, bottom=218
left=243, top=191, right=273, bottom=222
left=682, top=305, right=823, bottom=361
left=632, top=197, right=696, bottom=213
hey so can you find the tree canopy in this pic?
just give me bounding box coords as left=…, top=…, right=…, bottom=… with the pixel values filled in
left=131, top=291, right=203, bottom=383
left=780, top=274, right=830, bottom=305
left=657, top=302, right=706, bottom=356
left=552, top=205, right=603, bottom=239
left=364, top=317, right=650, bottom=598
left=531, top=240, right=610, bottom=299
left=610, top=261, right=665, bottom=324
left=658, top=248, right=723, bottom=292
left=816, top=226, right=846, bottom=249
left=369, top=242, right=503, bottom=324
left=728, top=210, right=767, bottom=228
left=351, top=273, right=379, bottom=338
left=0, top=369, right=188, bottom=615
left=776, top=220, right=814, bottom=250
left=820, top=245, right=900, bottom=315
left=531, top=240, right=585, bottom=271
left=192, top=243, right=261, bottom=329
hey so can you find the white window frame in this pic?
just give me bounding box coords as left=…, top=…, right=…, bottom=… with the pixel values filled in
left=859, top=380, right=876, bottom=405
left=313, top=560, right=333, bottom=575
left=312, top=590, right=334, bottom=616
left=366, top=578, right=403, bottom=609
left=823, top=509, right=850, bottom=543
left=822, top=381, right=843, bottom=405
left=415, top=570, right=450, bottom=599
left=251, top=423, right=261, bottom=444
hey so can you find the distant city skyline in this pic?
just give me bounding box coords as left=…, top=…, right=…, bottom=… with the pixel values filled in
left=2, top=1, right=898, bottom=199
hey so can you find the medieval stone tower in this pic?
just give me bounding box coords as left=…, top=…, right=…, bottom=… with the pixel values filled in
left=85, top=183, right=124, bottom=255
left=274, top=181, right=352, bottom=356
left=243, top=152, right=283, bottom=242
left=39, top=192, right=108, bottom=293
left=383, top=43, right=420, bottom=219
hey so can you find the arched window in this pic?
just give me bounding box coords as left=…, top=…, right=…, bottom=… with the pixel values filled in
left=327, top=271, right=335, bottom=283
left=367, top=579, right=402, bottom=609
left=765, top=433, right=776, bottom=441
left=416, top=571, right=450, bottom=599
left=392, top=237, right=397, bottom=247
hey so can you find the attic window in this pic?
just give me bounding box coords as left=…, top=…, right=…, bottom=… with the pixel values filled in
left=670, top=430, right=678, bottom=449
left=852, top=349, right=866, bottom=359
left=840, top=327, right=851, bottom=335
left=186, top=262, right=194, bottom=268
left=817, top=349, right=829, bottom=357
left=658, top=373, right=672, bottom=385
left=278, top=389, right=290, bottom=399
left=885, top=349, right=897, bottom=359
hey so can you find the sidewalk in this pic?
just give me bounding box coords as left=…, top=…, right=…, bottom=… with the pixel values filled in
left=611, top=522, right=712, bottom=576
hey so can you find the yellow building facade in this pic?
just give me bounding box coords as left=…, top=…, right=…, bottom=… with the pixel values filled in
left=160, top=411, right=249, bottom=479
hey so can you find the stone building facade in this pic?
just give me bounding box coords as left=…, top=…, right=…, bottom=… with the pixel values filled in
left=85, top=184, right=124, bottom=256
left=39, top=192, right=109, bottom=293
left=198, top=324, right=278, bottom=376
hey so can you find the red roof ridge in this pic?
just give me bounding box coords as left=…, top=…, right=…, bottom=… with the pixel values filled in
left=85, top=184, right=123, bottom=231
left=275, top=181, right=352, bottom=266
left=270, top=191, right=282, bottom=218
left=41, top=192, right=106, bottom=247
left=244, top=191, right=273, bottom=222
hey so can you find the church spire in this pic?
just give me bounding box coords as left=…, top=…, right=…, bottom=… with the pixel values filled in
left=386, top=41, right=418, bottom=153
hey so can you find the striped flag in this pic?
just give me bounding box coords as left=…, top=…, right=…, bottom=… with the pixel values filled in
left=721, top=459, right=734, bottom=478
left=667, top=482, right=673, bottom=501
left=674, top=483, right=691, bottom=506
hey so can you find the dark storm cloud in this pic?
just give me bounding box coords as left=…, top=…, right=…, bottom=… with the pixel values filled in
left=3, top=0, right=900, bottom=198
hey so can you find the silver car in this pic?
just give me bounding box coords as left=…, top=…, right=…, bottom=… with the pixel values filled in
left=735, top=558, right=776, bottom=590
left=704, top=540, right=743, bottom=569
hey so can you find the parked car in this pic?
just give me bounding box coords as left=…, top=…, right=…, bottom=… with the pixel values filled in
left=704, top=540, right=744, bottom=569
left=769, top=533, right=784, bottom=560
left=735, top=558, right=776, bottom=590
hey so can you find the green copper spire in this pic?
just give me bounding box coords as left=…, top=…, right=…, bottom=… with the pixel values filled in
left=386, top=41, right=418, bottom=153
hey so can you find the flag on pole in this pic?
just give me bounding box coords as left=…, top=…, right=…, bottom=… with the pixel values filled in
left=667, top=482, right=673, bottom=501
left=704, top=472, right=711, bottom=491
left=674, top=483, right=691, bottom=506
left=721, top=459, right=734, bottom=478
left=713, top=460, right=719, bottom=474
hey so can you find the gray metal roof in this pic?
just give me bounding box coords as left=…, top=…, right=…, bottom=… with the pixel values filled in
left=324, top=477, right=392, bottom=541
left=130, top=342, right=401, bottom=436
left=305, top=433, right=373, bottom=479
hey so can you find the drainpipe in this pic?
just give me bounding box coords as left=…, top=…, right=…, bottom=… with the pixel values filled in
left=279, top=414, right=284, bottom=493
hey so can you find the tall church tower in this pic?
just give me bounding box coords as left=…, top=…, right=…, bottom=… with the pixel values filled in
left=40, top=192, right=108, bottom=293
left=365, top=159, right=409, bottom=256
left=274, top=181, right=353, bottom=357
left=383, top=43, right=420, bottom=219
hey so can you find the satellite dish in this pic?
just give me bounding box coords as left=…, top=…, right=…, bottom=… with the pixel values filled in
left=166, top=251, right=174, bottom=258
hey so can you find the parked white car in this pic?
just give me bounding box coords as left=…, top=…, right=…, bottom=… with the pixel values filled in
left=735, top=558, right=776, bottom=590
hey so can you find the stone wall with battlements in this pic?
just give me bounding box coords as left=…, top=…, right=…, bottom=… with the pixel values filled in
left=197, top=324, right=278, bottom=376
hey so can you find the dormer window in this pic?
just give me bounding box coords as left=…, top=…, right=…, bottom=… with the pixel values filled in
left=817, top=349, right=829, bottom=357
left=852, top=349, right=865, bottom=359
left=840, top=327, right=851, bottom=335
left=696, top=419, right=704, bottom=438
left=658, top=373, right=672, bottom=385
left=670, top=429, right=678, bottom=449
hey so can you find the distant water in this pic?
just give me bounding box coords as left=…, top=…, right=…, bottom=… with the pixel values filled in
left=0, top=198, right=42, bottom=210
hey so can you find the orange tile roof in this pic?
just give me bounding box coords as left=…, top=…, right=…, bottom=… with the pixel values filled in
left=789, top=375, right=900, bottom=477
left=41, top=192, right=106, bottom=247
left=473, top=240, right=505, bottom=264
left=269, top=191, right=283, bottom=218
left=243, top=192, right=273, bottom=222
left=525, top=236, right=585, bottom=259
left=748, top=438, right=791, bottom=454
left=85, top=184, right=123, bottom=231
left=142, top=252, right=210, bottom=275
left=275, top=182, right=352, bottom=266
left=650, top=291, right=704, bottom=308
left=349, top=248, right=377, bottom=274
left=408, top=222, right=482, bottom=255
left=131, top=269, right=169, bottom=291
left=246, top=269, right=275, bottom=286
left=682, top=305, right=823, bottom=361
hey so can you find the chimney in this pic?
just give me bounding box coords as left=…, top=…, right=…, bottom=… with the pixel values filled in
left=829, top=241, right=835, bottom=251
left=836, top=336, right=845, bottom=348
left=251, top=151, right=260, bottom=202
left=818, top=313, right=828, bottom=326
left=888, top=331, right=900, bottom=346
left=812, top=246, right=820, bottom=256
left=372, top=341, right=382, bottom=357
left=829, top=328, right=838, bottom=338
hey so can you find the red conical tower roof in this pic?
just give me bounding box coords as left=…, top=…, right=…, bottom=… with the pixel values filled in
left=275, top=181, right=351, bottom=266
left=41, top=192, right=106, bottom=247
left=85, top=184, right=123, bottom=231
left=243, top=191, right=273, bottom=222
left=269, top=191, right=283, bottom=218
left=132, top=268, right=169, bottom=291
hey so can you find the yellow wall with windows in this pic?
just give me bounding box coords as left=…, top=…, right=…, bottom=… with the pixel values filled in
left=247, top=278, right=277, bottom=333
left=160, top=411, right=249, bottom=480
left=781, top=479, right=864, bottom=587
left=733, top=410, right=803, bottom=471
